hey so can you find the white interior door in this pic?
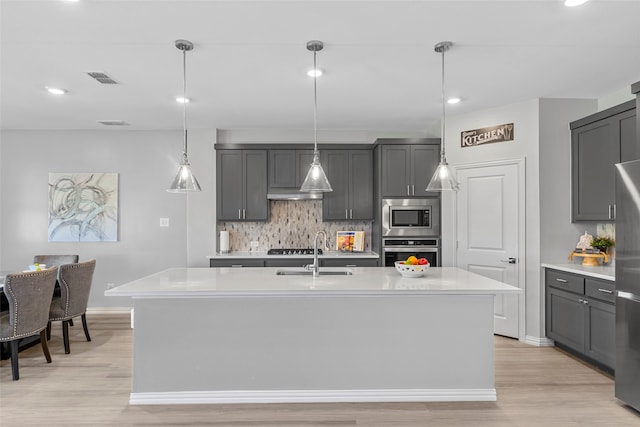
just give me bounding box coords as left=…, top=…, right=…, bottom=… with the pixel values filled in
left=456, top=161, right=522, bottom=339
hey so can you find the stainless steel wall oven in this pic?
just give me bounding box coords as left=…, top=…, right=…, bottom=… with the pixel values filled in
left=382, top=238, right=440, bottom=267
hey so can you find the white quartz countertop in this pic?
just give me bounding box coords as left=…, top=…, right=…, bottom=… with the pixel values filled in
left=541, top=263, right=615, bottom=281
left=105, top=267, right=521, bottom=298
left=208, top=251, right=379, bottom=259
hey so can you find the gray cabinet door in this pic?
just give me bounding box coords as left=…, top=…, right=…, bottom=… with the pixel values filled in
left=243, top=150, right=268, bottom=220
left=322, top=150, right=373, bottom=220
left=571, top=119, right=619, bottom=221
left=269, top=149, right=315, bottom=189
left=381, top=145, right=411, bottom=197
left=322, top=150, right=350, bottom=220
left=296, top=150, right=315, bottom=187
left=584, top=297, right=615, bottom=368
left=411, top=145, right=440, bottom=197
left=269, top=150, right=296, bottom=188
left=546, top=286, right=585, bottom=354
left=620, top=109, right=638, bottom=162
left=350, top=150, right=373, bottom=220
left=216, top=150, right=244, bottom=220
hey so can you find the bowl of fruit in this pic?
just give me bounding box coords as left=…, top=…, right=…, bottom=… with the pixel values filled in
left=394, top=256, right=430, bottom=278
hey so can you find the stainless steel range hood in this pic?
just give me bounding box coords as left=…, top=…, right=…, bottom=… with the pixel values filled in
left=267, top=189, right=323, bottom=200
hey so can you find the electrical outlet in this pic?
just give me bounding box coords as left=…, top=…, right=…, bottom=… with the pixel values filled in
left=160, top=218, right=169, bottom=227
left=250, top=241, right=259, bottom=248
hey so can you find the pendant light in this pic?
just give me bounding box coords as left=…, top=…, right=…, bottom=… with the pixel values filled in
left=168, top=39, right=201, bottom=193
left=426, top=41, right=460, bottom=192
left=300, top=40, right=333, bottom=193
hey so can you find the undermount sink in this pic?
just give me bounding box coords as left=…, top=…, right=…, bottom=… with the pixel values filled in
left=275, top=269, right=353, bottom=276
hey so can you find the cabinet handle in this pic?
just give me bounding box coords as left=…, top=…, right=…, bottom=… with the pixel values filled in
left=407, top=185, right=410, bottom=196
left=556, top=278, right=568, bottom=283
left=583, top=299, right=589, bottom=305
left=345, top=264, right=357, bottom=267
left=238, top=209, right=241, bottom=219
left=578, top=298, right=583, bottom=303
left=613, top=204, right=616, bottom=219
left=345, top=209, right=349, bottom=219
left=412, top=185, right=415, bottom=195
left=608, top=204, right=612, bottom=220
left=598, top=288, right=614, bottom=294
left=231, top=264, right=243, bottom=268
left=350, top=209, right=353, bottom=219
left=243, top=209, right=246, bottom=219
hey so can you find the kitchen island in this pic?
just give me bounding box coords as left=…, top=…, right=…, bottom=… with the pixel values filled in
left=105, top=267, right=520, bottom=405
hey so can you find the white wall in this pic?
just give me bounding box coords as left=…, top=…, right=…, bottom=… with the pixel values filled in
left=442, top=97, right=595, bottom=341
left=0, top=129, right=215, bottom=308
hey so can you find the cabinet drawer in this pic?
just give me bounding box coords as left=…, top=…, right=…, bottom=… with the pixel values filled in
left=546, top=270, right=585, bottom=294
left=210, top=259, right=265, bottom=268
left=585, top=278, right=616, bottom=303
left=321, top=258, right=379, bottom=267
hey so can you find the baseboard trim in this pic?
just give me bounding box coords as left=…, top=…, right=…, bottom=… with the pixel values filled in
left=525, top=335, right=554, bottom=347
left=129, top=388, right=497, bottom=405
left=86, top=307, right=132, bottom=315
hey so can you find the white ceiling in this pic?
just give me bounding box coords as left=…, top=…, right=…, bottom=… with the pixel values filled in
left=2, top=0, right=640, bottom=135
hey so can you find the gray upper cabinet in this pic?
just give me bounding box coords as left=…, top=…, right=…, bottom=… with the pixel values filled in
left=570, top=100, right=636, bottom=222
left=268, top=149, right=314, bottom=188
left=322, top=149, right=373, bottom=220
left=216, top=150, right=268, bottom=221
left=379, top=142, right=440, bottom=198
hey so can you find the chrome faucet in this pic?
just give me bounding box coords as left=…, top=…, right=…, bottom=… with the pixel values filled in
left=308, top=230, right=328, bottom=277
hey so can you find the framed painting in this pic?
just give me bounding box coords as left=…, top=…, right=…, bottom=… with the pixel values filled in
left=48, top=172, right=119, bottom=242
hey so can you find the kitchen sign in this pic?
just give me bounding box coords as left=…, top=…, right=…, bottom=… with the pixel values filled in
left=461, top=123, right=514, bottom=147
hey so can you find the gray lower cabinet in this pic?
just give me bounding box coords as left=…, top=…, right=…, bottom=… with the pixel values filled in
left=377, top=141, right=440, bottom=198
left=545, top=269, right=615, bottom=371
left=321, top=258, right=378, bottom=267
left=570, top=100, right=636, bottom=222
left=322, top=149, right=373, bottom=220
left=210, top=258, right=379, bottom=268
left=209, top=259, right=265, bottom=268
left=216, top=150, right=268, bottom=221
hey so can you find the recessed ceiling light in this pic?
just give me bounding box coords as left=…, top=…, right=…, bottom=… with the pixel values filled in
left=46, top=87, right=67, bottom=95
left=176, top=97, right=190, bottom=104
left=565, top=0, right=589, bottom=6
left=447, top=97, right=461, bottom=104
left=307, top=68, right=323, bottom=77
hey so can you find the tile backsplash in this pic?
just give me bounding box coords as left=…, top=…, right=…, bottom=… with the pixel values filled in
left=217, top=200, right=372, bottom=252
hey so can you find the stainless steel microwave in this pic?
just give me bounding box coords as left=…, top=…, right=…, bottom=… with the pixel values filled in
left=382, top=198, right=440, bottom=237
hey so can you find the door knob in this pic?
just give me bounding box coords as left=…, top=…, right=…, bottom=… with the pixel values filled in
left=500, top=257, right=517, bottom=264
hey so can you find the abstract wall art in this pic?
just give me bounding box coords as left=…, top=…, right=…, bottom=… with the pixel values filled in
left=48, top=172, right=119, bottom=242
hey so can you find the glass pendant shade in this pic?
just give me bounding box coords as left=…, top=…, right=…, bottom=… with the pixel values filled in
left=426, top=156, right=460, bottom=191
left=300, top=151, right=333, bottom=192
left=168, top=153, right=201, bottom=193
left=300, top=40, right=333, bottom=193
left=167, top=39, right=201, bottom=193
left=426, top=40, right=460, bottom=192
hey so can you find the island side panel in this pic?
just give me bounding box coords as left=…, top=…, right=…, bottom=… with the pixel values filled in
left=131, top=294, right=495, bottom=403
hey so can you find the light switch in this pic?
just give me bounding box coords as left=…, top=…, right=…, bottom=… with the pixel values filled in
left=160, top=218, right=170, bottom=227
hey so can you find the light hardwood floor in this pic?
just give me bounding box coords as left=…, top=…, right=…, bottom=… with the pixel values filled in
left=1, top=313, right=639, bottom=426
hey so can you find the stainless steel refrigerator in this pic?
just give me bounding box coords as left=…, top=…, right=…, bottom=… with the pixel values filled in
left=615, top=159, right=640, bottom=411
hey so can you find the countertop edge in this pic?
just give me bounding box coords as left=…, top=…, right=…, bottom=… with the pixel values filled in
left=541, top=263, right=615, bottom=281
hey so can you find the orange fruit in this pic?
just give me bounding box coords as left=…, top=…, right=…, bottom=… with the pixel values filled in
left=406, top=256, right=418, bottom=265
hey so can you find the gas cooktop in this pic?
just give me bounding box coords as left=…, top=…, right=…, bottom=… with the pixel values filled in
left=267, top=248, right=323, bottom=255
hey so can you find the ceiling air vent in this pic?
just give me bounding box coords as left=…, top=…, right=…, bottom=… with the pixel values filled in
left=87, top=71, right=119, bottom=84
left=98, top=120, right=129, bottom=126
